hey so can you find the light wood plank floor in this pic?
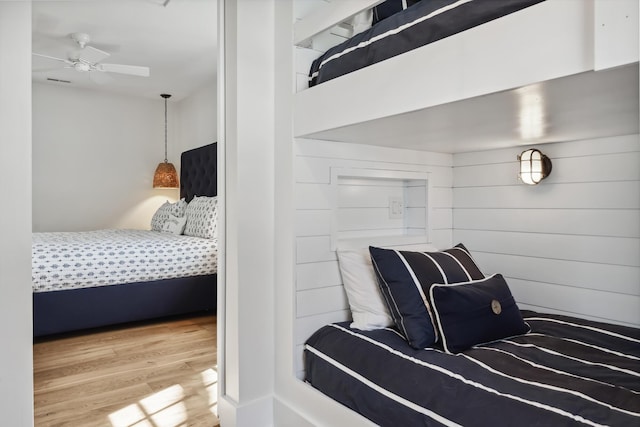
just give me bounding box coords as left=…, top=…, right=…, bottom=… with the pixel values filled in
left=33, top=314, right=219, bottom=427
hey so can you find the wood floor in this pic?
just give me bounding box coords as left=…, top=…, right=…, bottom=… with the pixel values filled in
left=33, top=314, right=219, bottom=427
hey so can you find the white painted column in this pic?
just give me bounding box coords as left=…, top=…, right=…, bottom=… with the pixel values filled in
left=217, top=0, right=276, bottom=425
left=0, top=2, right=34, bottom=425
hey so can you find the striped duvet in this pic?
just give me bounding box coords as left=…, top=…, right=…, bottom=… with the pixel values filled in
left=305, top=311, right=640, bottom=426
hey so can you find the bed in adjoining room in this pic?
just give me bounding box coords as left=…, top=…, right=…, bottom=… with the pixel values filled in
left=32, top=142, right=218, bottom=337
left=304, top=244, right=640, bottom=426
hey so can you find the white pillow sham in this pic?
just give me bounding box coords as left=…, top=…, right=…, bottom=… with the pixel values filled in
left=337, top=248, right=394, bottom=331
left=184, top=196, right=218, bottom=239
left=150, top=199, right=187, bottom=231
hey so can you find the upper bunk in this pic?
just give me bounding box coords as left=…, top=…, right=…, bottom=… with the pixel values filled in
left=293, top=0, right=640, bottom=153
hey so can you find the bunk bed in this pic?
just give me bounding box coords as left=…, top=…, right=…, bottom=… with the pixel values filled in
left=294, top=0, right=639, bottom=151
left=32, top=143, right=218, bottom=337
left=294, top=0, right=640, bottom=425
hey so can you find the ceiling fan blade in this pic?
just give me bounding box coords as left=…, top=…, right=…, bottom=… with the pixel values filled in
left=32, top=52, right=70, bottom=64
left=98, top=63, right=150, bottom=77
left=89, top=70, right=114, bottom=85
left=78, top=46, right=110, bottom=65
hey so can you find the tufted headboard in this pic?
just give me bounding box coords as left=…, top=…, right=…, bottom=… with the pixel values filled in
left=180, top=143, right=217, bottom=202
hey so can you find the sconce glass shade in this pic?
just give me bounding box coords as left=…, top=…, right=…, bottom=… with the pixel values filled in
left=153, top=161, right=179, bottom=188
left=518, top=148, right=552, bottom=185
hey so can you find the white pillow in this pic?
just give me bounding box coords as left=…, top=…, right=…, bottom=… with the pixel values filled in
left=184, top=196, right=218, bottom=239
left=337, top=248, right=394, bottom=331
left=151, top=199, right=187, bottom=231
left=161, top=214, right=187, bottom=235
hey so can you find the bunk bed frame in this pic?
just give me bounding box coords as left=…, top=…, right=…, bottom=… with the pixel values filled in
left=293, top=0, right=639, bottom=151
left=291, top=0, right=639, bottom=425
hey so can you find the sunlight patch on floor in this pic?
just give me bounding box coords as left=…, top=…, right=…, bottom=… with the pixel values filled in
left=108, top=368, right=219, bottom=427
left=109, top=384, right=187, bottom=427
left=201, top=367, right=219, bottom=415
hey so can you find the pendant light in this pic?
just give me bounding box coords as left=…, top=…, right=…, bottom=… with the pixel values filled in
left=153, top=93, right=179, bottom=188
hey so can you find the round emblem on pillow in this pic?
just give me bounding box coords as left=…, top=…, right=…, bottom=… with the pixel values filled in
left=491, top=299, right=502, bottom=315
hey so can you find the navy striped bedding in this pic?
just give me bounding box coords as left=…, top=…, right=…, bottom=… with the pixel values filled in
left=308, top=0, right=546, bottom=87
left=305, top=310, right=640, bottom=426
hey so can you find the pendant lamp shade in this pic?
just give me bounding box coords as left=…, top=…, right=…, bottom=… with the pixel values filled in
left=153, top=93, right=179, bottom=189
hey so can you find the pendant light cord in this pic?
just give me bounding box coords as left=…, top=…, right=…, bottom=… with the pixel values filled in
left=164, top=96, right=168, bottom=163
left=161, top=93, right=171, bottom=163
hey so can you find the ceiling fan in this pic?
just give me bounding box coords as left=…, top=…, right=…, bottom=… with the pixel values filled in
left=33, top=32, right=150, bottom=84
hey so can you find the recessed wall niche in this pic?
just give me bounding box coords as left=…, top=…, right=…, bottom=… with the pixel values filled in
left=330, top=168, right=431, bottom=250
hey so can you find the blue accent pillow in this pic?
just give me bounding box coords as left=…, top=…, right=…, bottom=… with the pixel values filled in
left=369, top=244, right=484, bottom=349
left=429, top=274, right=530, bottom=353
left=373, top=0, right=422, bottom=25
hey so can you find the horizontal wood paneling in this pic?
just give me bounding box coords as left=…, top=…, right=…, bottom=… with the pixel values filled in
left=453, top=134, right=639, bottom=167
left=455, top=208, right=640, bottom=238
left=454, top=135, right=640, bottom=327
left=454, top=152, right=640, bottom=187
left=454, top=181, right=640, bottom=209
left=296, top=261, right=342, bottom=290
left=508, top=278, right=640, bottom=326
left=294, top=139, right=454, bottom=377
left=457, top=229, right=639, bottom=267
left=297, top=285, right=348, bottom=317
left=473, top=252, right=640, bottom=296
left=296, top=210, right=332, bottom=236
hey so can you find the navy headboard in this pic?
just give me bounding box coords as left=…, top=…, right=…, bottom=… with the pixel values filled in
left=180, top=143, right=217, bottom=202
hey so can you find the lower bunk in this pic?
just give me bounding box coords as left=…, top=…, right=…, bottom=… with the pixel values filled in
left=305, top=310, right=640, bottom=426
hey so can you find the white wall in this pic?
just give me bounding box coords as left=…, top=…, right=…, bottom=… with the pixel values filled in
left=453, top=134, right=640, bottom=327
left=32, top=80, right=217, bottom=232
left=0, top=2, right=34, bottom=425
left=177, top=78, right=218, bottom=154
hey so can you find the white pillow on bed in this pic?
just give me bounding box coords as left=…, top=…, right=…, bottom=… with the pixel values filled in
left=337, top=248, right=394, bottom=331
left=184, top=196, right=218, bottom=239
left=151, top=199, right=187, bottom=231
left=161, top=214, right=187, bottom=235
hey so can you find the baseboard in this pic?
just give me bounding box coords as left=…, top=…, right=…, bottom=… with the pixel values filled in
left=218, top=394, right=274, bottom=427
left=273, top=398, right=315, bottom=427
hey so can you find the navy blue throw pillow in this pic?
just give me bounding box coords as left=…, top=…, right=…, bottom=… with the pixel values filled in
left=369, top=244, right=484, bottom=349
left=429, top=274, right=530, bottom=353
left=373, top=0, right=422, bottom=25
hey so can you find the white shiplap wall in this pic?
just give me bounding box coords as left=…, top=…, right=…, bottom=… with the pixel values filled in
left=294, top=138, right=453, bottom=377
left=453, top=134, right=640, bottom=327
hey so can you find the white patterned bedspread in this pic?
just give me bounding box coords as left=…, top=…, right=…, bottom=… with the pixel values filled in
left=32, top=229, right=218, bottom=293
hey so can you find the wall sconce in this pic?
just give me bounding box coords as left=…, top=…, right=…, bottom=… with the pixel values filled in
left=518, top=148, right=552, bottom=185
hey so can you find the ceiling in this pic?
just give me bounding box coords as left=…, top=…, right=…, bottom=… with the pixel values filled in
left=32, top=0, right=217, bottom=102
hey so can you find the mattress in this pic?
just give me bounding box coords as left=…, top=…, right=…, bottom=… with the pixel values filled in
left=305, top=310, right=640, bottom=426
left=308, top=0, right=546, bottom=87
left=32, top=229, right=218, bottom=292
